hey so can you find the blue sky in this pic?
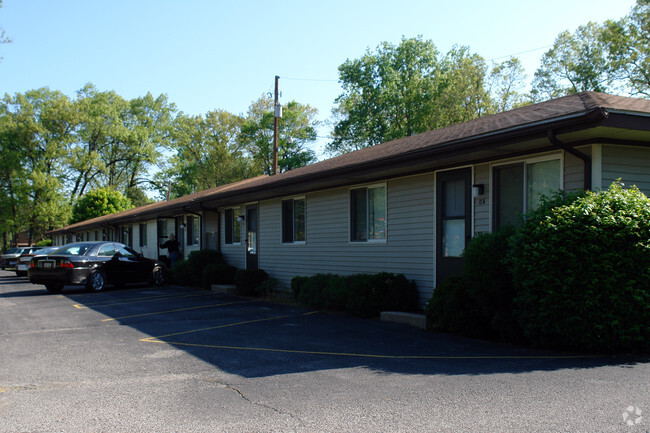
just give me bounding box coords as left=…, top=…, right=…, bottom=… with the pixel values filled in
left=0, top=0, right=637, bottom=155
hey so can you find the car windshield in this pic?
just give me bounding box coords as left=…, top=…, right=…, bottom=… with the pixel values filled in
left=51, top=243, right=93, bottom=256
left=5, top=248, right=19, bottom=254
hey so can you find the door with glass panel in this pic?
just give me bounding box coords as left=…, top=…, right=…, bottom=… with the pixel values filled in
left=436, top=168, right=471, bottom=285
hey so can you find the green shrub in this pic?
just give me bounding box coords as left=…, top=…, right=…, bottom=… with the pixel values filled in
left=202, top=263, right=237, bottom=288
left=291, top=276, right=309, bottom=300
left=235, top=269, right=269, bottom=296
left=36, top=239, right=53, bottom=247
left=462, top=228, right=520, bottom=341
left=185, top=249, right=224, bottom=286
left=374, top=272, right=419, bottom=312
left=511, top=182, right=650, bottom=352
left=297, top=273, right=337, bottom=308
left=171, top=259, right=192, bottom=285
left=293, top=272, right=418, bottom=317
left=322, top=274, right=350, bottom=310
left=425, top=276, right=476, bottom=334
left=345, top=274, right=381, bottom=318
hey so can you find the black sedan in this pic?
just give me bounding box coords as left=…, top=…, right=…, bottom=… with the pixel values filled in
left=28, top=241, right=165, bottom=294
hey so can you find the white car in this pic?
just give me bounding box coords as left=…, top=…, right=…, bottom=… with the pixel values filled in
left=15, top=246, right=48, bottom=277
left=1, top=247, right=27, bottom=270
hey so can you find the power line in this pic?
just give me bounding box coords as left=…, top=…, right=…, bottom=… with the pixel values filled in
left=489, top=45, right=553, bottom=62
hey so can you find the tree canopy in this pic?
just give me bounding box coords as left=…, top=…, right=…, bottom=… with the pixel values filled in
left=71, top=187, right=133, bottom=224
left=327, top=37, right=518, bottom=155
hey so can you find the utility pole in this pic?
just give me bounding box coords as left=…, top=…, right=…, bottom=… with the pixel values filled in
left=272, top=75, right=281, bottom=175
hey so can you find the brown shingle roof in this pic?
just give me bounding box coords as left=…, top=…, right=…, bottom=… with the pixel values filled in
left=50, top=92, right=650, bottom=234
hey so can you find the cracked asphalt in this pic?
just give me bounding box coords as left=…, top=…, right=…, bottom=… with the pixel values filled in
left=1, top=270, right=649, bottom=432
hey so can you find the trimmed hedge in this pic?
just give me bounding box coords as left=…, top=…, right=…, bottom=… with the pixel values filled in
left=202, top=263, right=237, bottom=288
left=235, top=269, right=269, bottom=296
left=171, top=249, right=224, bottom=287
left=291, top=272, right=418, bottom=318
left=511, top=182, right=650, bottom=353
left=425, top=182, right=650, bottom=353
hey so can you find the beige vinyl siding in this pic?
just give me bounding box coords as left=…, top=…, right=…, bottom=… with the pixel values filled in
left=602, top=145, right=650, bottom=195
left=564, top=148, right=588, bottom=192
left=258, top=174, right=435, bottom=306
left=473, top=163, right=490, bottom=234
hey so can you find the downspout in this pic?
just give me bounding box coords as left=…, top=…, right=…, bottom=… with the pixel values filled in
left=547, top=129, right=592, bottom=191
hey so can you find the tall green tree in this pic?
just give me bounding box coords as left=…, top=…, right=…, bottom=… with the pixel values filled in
left=531, top=22, right=613, bottom=100
left=603, top=0, right=650, bottom=97
left=328, top=37, right=495, bottom=155
left=329, top=36, right=442, bottom=154
left=488, top=57, right=530, bottom=111
left=1, top=88, right=74, bottom=244
left=70, top=84, right=174, bottom=203
left=156, top=110, right=255, bottom=198
left=70, top=187, right=133, bottom=224
left=239, top=96, right=318, bottom=175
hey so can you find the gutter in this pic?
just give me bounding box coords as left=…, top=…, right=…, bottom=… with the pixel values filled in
left=547, top=129, right=592, bottom=190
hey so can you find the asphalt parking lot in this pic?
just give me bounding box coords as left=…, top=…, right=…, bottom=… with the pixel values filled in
left=1, top=270, right=649, bottom=432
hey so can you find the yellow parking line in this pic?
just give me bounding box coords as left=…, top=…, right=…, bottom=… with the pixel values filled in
left=145, top=340, right=596, bottom=359
left=139, top=311, right=595, bottom=360
left=141, top=311, right=318, bottom=342
left=73, top=291, right=214, bottom=309
left=102, top=300, right=254, bottom=322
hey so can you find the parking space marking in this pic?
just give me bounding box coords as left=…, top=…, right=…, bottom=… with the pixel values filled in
left=73, top=290, right=215, bottom=309
left=101, top=299, right=254, bottom=322
left=140, top=311, right=596, bottom=360
left=140, top=311, right=319, bottom=343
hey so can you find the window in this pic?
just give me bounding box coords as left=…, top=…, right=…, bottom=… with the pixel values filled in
left=187, top=216, right=200, bottom=246
left=225, top=208, right=241, bottom=244
left=158, top=220, right=168, bottom=238
left=139, top=223, right=147, bottom=247
left=494, top=158, right=561, bottom=229
left=350, top=185, right=386, bottom=242
left=282, top=198, right=306, bottom=243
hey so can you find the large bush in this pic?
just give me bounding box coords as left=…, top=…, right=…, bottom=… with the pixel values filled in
left=202, top=263, right=237, bottom=288
left=235, top=269, right=269, bottom=296
left=425, top=228, right=517, bottom=340
left=511, top=182, right=650, bottom=352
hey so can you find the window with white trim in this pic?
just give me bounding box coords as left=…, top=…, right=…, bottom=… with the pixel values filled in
left=350, top=184, right=386, bottom=242
left=282, top=198, right=305, bottom=243
left=139, top=223, right=147, bottom=247
left=494, top=157, right=561, bottom=229
left=224, top=208, right=241, bottom=244
left=187, top=216, right=200, bottom=246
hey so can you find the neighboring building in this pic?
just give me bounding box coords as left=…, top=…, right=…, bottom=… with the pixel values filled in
left=48, top=92, right=650, bottom=305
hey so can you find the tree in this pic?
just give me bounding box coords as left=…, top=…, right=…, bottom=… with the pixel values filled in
left=239, top=96, right=318, bottom=175
left=71, top=187, right=133, bottom=224
left=603, top=0, right=650, bottom=97
left=69, top=84, right=175, bottom=203
left=329, top=36, right=442, bottom=154
left=488, top=57, right=530, bottom=111
left=1, top=89, right=75, bottom=245
left=328, top=37, right=495, bottom=155
left=156, top=110, right=255, bottom=198
left=0, top=0, right=11, bottom=62
left=531, top=23, right=611, bottom=100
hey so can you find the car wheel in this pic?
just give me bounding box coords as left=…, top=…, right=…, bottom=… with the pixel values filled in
left=16, top=270, right=26, bottom=277
left=86, top=270, right=106, bottom=293
left=151, top=266, right=164, bottom=286
left=45, top=283, right=64, bottom=294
